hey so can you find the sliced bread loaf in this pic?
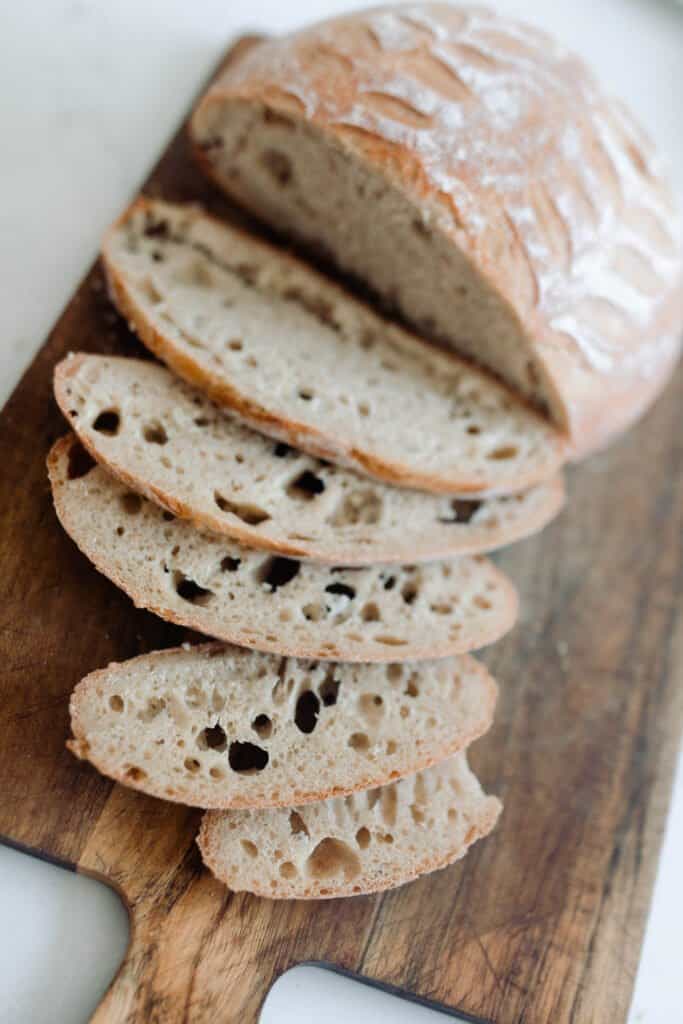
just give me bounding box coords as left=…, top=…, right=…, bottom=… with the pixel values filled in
left=199, top=753, right=501, bottom=897
left=48, top=435, right=517, bottom=661
left=102, top=198, right=565, bottom=497
left=68, top=642, right=496, bottom=808
left=191, top=5, right=683, bottom=457
left=55, top=353, right=565, bottom=564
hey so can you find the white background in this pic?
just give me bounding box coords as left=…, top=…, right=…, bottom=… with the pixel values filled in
left=1, top=1, right=681, bottom=1021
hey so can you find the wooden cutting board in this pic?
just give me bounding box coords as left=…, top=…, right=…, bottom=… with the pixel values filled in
left=1, top=36, right=682, bottom=1024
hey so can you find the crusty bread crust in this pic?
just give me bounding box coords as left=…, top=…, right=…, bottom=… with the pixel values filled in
left=102, top=197, right=565, bottom=497
left=67, top=641, right=497, bottom=809
left=48, top=434, right=519, bottom=662
left=54, top=353, right=565, bottom=565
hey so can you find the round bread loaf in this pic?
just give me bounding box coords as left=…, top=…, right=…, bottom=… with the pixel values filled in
left=192, top=4, right=683, bottom=457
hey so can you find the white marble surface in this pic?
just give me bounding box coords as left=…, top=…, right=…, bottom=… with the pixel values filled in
left=0, top=1, right=681, bottom=1021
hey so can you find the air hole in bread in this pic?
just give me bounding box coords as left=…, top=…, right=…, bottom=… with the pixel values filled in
left=109, top=695, right=124, bottom=712
left=381, top=786, right=397, bottom=827
left=183, top=757, right=201, bottom=775
left=359, top=693, right=384, bottom=725
left=488, top=445, right=518, bottom=460
left=138, top=696, right=166, bottom=722
left=289, top=810, right=309, bottom=837
left=305, top=598, right=325, bottom=622
left=331, top=489, right=382, bottom=527
left=67, top=441, right=96, bottom=480
left=185, top=684, right=206, bottom=709
left=241, top=839, right=258, bottom=858
left=120, top=492, right=142, bottom=516
left=257, top=556, right=301, bottom=591
left=220, top=556, right=241, bottom=572
left=143, top=421, right=168, bottom=445
left=386, top=739, right=397, bottom=754
left=466, top=425, right=482, bottom=435
left=143, top=216, right=169, bottom=240
left=380, top=833, right=395, bottom=844
left=358, top=402, right=370, bottom=417
left=124, top=765, right=146, bottom=782
left=227, top=338, right=243, bottom=351
left=280, top=861, right=297, bottom=879
left=376, top=636, right=408, bottom=646
left=383, top=575, right=396, bottom=591
left=209, top=765, right=226, bottom=780
left=273, top=442, right=292, bottom=458
left=318, top=673, right=340, bottom=706
left=286, top=470, right=326, bottom=500
left=294, top=690, right=320, bottom=734
left=174, top=573, right=214, bottom=606
left=194, top=416, right=210, bottom=427
left=93, top=410, right=120, bottom=435
left=228, top=741, right=269, bottom=774
left=386, top=664, right=403, bottom=682
left=355, top=827, right=371, bottom=849
left=404, top=674, right=419, bottom=698
left=401, top=581, right=418, bottom=605
left=439, top=498, right=483, bottom=524
left=260, top=148, right=293, bottom=186
left=361, top=602, right=380, bottom=622
left=430, top=603, right=453, bottom=615
left=324, top=582, right=355, bottom=600
left=162, top=510, right=175, bottom=522
left=306, top=837, right=361, bottom=881
left=348, top=732, right=370, bottom=752
left=297, top=388, right=314, bottom=402
left=252, top=714, right=272, bottom=739
left=197, top=723, right=227, bottom=752
left=474, top=594, right=492, bottom=610
left=214, top=491, right=271, bottom=525
left=366, top=789, right=380, bottom=810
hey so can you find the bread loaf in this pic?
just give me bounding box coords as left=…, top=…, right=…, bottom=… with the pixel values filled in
left=199, top=753, right=501, bottom=897
left=191, top=4, right=683, bottom=457
left=68, top=642, right=496, bottom=808
left=48, top=434, right=518, bottom=661
left=55, top=353, right=564, bottom=564
left=102, top=198, right=564, bottom=496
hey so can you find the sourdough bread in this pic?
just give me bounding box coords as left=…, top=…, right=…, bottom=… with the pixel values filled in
left=191, top=4, right=683, bottom=457
left=55, top=353, right=565, bottom=564
left=68, top=642, right=496, bottom=808
left=199, top=753, right=501, bottom=897
left=102, top=198, right=564, bottom=497
left=48, top=435, right=518, bottom=661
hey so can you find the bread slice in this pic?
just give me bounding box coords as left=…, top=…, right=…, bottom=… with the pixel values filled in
left=54, top=353, right=565, bottom=565
left=198, top=753, right=501, bottom=897
left=102, top=198, right=565, bottom=497
left=68, top=641, right=497, bottom=809
left=48, top=435, right=518, bottom=661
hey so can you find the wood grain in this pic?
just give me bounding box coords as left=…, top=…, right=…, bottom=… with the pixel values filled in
left=0, top=36, right=681, bottom=1024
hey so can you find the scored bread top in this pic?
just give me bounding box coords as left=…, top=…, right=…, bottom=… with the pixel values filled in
left=199, top=752, right=501, bottom=898
left=68, top=641, right=497, bottom=809
left=54, top=353, right=565, bottom=564
left=191, top=5, right=683, bottom=457
left=48, top=434, right=518, bottom=661
left=102, top=198, right=564, bottom=497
